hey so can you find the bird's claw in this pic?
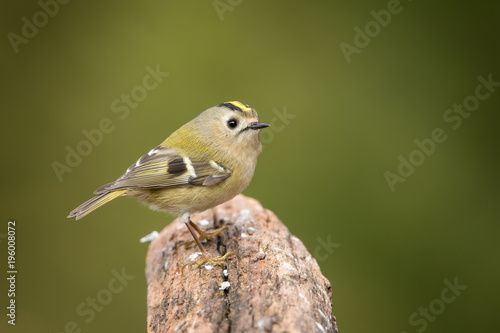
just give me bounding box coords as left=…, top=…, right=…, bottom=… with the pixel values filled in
left=182, top=252, right=234, bottom=275
left=177, top=226, right=229, bottom=253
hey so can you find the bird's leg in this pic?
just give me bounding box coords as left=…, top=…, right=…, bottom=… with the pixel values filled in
left=177, top=221, right=229, bottom=251
left=190, top=221, right=229, bottom=242
left=182, top=219, right=233, bottom=272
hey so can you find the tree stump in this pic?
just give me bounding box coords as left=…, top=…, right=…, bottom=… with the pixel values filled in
left=145, top=194, right=339, bottom=333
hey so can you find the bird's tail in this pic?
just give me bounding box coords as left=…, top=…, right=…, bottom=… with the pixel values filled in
left=67, top=190, right=127, bottom=220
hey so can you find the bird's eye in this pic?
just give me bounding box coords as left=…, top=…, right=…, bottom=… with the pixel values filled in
left=227, top=119, right=238, bottom=129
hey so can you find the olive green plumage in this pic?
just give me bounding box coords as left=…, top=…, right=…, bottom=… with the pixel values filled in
left=68, top=101, right=269, bottom=222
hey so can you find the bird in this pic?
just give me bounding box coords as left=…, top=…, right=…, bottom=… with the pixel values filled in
left=68, top=101, right=269, bottom=269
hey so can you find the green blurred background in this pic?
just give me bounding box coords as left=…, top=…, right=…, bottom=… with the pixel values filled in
left=1, top=0, right=499, bottom=332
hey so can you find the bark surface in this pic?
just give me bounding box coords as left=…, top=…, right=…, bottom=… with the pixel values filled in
left=146, top=195, right=338, bottom=333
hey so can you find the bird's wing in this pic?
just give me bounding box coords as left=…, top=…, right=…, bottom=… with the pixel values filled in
left=93, top=146, right=232, bottom=194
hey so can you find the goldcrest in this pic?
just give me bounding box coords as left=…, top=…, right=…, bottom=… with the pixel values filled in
left=68, top=101, right=269, bottom=268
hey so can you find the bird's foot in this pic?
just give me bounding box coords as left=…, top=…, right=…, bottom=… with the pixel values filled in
left=177, top=225, right=229, bottom=253
left=182, top=252, right=234, bottom=274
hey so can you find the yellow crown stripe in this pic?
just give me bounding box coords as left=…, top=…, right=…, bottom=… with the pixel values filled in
left=225, top=101, right=252, bottom=112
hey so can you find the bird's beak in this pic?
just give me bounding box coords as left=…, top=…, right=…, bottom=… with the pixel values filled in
left=248, top=122, right=270, bottom=130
